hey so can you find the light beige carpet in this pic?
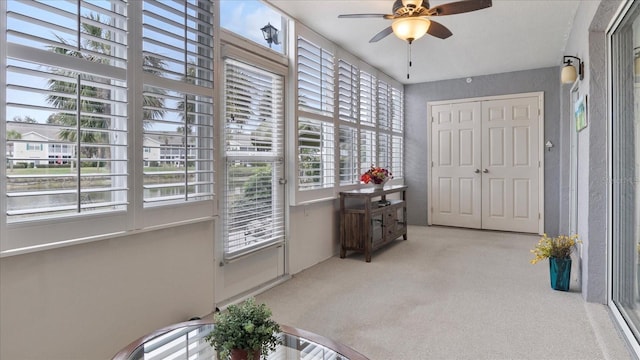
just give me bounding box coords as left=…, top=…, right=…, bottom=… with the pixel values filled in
left=256, top=225, right=630, bottom=360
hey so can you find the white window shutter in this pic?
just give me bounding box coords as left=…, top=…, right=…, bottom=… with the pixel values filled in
left=141, top=0, right=215, bottom=205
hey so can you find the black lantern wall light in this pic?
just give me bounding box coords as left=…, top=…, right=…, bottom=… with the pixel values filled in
left=261, top=22, right=280, bottom=48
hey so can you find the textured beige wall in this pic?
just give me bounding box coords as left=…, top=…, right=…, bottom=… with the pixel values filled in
left=0, top=221, right=215, bottom=360
left=288, top=200, right=340, bottom=274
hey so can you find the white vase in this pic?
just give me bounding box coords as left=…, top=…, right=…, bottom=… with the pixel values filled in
left=372, top=179, right=387, bottom=190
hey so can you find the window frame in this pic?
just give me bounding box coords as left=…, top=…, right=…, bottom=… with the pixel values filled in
left=1, top=0, right=6, bottom=247
left=220, top=49, right=287, bottom=260
left=291, top=25, right=404, bottom=205
left=1, top=0, right=217, bottom=256
left=292, top=25, right=337, bottom=204
left=608, top=0, right=640, bottom=352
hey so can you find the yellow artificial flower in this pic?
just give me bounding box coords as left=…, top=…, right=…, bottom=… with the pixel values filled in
left=530, top=233, right=580, bottom=264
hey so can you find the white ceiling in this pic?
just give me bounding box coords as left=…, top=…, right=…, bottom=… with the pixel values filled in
left=267, top=0, right=581, bottom=84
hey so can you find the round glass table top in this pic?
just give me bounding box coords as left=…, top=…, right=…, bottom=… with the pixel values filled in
left=112, top=319, right=368, bottom=360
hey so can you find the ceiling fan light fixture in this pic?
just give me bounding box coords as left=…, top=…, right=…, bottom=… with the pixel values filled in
left=401, top=0, right=422, bottom=8
left=392, top=17, right=430, bottom=43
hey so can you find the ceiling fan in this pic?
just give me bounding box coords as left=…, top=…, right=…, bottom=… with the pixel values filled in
left=338, top=0, right=492, bottom=44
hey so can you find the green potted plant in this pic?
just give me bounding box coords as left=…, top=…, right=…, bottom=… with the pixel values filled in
left=530, top=233, right=580, bottom=291
left=205, top=298, right=281, bottom=360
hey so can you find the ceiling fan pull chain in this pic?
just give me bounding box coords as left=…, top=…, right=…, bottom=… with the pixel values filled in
left=406, top=42, right=411, bottom=79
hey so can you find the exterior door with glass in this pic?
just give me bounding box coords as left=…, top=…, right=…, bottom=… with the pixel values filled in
left=216, top=57, right=286, bottom=303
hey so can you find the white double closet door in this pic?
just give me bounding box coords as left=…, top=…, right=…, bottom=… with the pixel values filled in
left=429, top=93, right=543, bottom=233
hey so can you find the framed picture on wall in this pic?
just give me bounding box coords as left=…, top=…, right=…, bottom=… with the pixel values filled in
left=575, top=95, right=588, bottom=132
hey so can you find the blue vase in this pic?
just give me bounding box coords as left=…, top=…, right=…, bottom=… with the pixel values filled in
left=549, top=257, right=571, bottom=291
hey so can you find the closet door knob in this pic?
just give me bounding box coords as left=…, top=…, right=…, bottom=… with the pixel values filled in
left=474, top=169, right=480, bottom=173
left=483, top=169, right=489, bottom=173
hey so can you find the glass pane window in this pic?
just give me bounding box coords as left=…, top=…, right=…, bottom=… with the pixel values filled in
left=377, top=80, right=390, bottom=130
left=224, top=160, right=284, bottom=257
left=224, top=59, right=284, bottom=156
left=297, top=37, right=334, bottom=117
left=142, top=87, right=214, bottom=204
left=360, top=129, right=376, bottom=175
left=5, top=0, right=128, bottom=221
left=3, top=0, right=217, bottom=253
left=359, top=71, right=376, bottom=128
left=298, top=118, right=335, bottom=190
left=339, top=126, right=358, bottom=185
left=611, top=1, right=640, bottom=344
left=377, top=132, right=391, bottom=169
left=338, top=59, right=358, bottom=123
left=142, top=0, right=214, bottom=86
left=142, top=0, right=215, bottom=205
left=220, top=0, right=286, bottom=54
left=223, top=58, right=284, bottom=259
left=392, top=135, right=403, bottom=178
left=6, top=0, right=128, bottom=68
left=391, top=86, right=404, bottom=133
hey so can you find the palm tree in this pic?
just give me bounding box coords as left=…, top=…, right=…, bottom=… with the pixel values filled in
left=46, top=14, right=166, bottom=167
left=176, top=64, right=198, bottom=166
left=12, top=115, right=36, bottom=123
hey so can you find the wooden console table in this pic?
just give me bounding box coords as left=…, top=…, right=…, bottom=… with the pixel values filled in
left=339, top=185, right=408, bottom=262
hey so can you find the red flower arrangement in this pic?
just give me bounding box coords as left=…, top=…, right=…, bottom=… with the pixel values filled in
left=360, top=166, right=392, bottom=184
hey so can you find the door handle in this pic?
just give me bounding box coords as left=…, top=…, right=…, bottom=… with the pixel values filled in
left=474, top=169, right=480, bottom=173
left=483, top=169, right=489, bottom=173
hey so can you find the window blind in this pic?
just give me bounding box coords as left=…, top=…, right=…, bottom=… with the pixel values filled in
left=338, top=59, right=358, bottom=123
left=296, top=36, right=335, bottom=194
left=223, top=58, right=284, bottom=258
left=391, top=85, right=404, bottom=178
left=377, top=80, right=390, bottom=130
left=339, top=126, right=358, bottom=185
left=359, top=129, right=376, bottom=175
left=141, top=0, right=214, bottom=205
left=392, top=135, right=404, bottom=179
left=298, top=118, right=335, bottom=190
left=377, top=132, right=391, bottom=169
left=297, top=37, right=334, bottom=117
left=5, top=0, right=129, bottom=220
left=359, top=71, right=376, bottom=128
left=391, top=86, right=404, bottom=133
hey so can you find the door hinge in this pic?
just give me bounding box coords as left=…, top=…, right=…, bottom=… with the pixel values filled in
left=538, top=161, right=541, bottom=168
left=538, top=213, right=541, bottom=220
left=431, top=161, right=434, bottom=167
left=431, top=207, right=433, bottom=212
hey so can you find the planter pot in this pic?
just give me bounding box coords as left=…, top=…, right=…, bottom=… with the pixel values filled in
left=230, top=348, right=261, bottom=360
left=549, top=257, right=571, bottom=291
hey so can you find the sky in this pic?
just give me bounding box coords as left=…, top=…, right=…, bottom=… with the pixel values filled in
left=220, top=0, right=285, bottom=53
